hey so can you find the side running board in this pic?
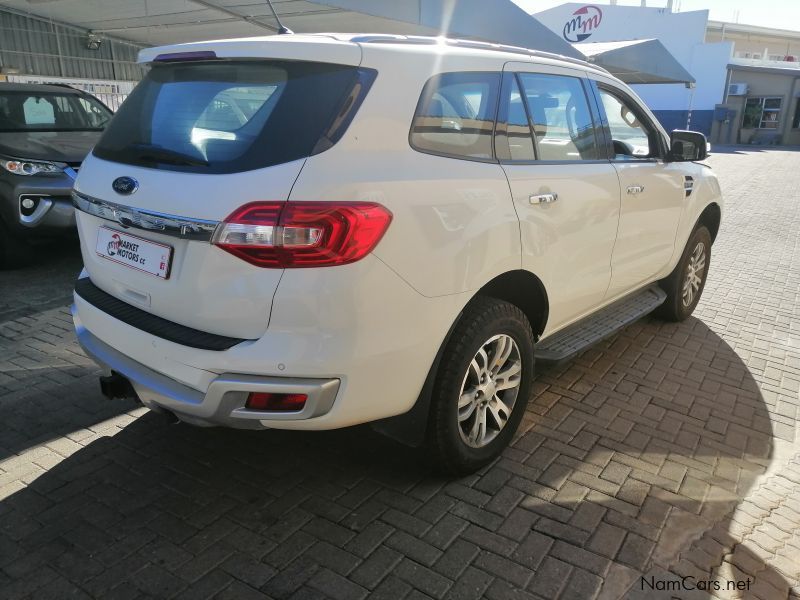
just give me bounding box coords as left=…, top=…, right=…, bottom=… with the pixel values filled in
left=536, top=284, right=667, bottom=366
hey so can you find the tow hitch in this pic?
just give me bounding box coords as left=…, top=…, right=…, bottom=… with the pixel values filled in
left=99, top=371, right=138, bottom=401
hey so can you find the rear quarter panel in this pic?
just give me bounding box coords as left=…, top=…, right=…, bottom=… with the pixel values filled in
left=290, top=46, right=521, bottom=299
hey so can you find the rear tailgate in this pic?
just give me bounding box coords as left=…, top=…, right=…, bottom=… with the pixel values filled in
left=74, top=50, right=366, bottom=341
left=74, top=156, right=304, bottom=339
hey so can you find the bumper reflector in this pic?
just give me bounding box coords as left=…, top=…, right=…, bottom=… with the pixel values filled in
left=246, top=392, right=308, bottom=412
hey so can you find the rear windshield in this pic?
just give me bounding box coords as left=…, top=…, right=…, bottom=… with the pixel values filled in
left=0, top=91, right=111, bottom=132
left=93, top=60, right=369, bottom=174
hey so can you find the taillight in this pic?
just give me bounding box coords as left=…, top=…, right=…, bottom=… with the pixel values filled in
left=212, top=201, right=392, bottom=268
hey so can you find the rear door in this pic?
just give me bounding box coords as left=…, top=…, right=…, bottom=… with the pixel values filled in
left=499, top=63, right=621, bottom=334
left=74, top=57, right=365, bottom=340
left=591, top=80, right=685, bottom=298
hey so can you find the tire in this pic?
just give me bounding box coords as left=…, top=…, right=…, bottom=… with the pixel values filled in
left=428, top=297, right=535, bottom=474
left=656, top=225, right=712, bottom=322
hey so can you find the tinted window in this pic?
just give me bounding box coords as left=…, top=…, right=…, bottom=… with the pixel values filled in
left=93, top=61, right=369, bottom=174
left=518, top=73, right=600, bottom=161
left=496, top=76, right=536, bottom=161
left=598, top=88, right=655, bottom=159
left=0, top=91, right=111, bottom=132
left=410, top=72, right=501, bottom=160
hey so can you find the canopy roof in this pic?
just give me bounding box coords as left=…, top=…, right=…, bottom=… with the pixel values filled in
left=3, top=1, right=691, bottom=85
left=0, top=0, right=580, bottom=57
left=577, top=39, right=696, bottom=85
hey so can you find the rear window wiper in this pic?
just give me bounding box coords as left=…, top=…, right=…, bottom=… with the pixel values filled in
left=128, top=143, right=209, bottom=167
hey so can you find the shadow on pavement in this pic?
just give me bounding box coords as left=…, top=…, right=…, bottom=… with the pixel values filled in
left=0, top=237, right=83, bottom=323
left=0, top=364, right=138, bottom=462
left=529, top=316, right=787, bottom=599
left=0, top=315, right=790, bottom=599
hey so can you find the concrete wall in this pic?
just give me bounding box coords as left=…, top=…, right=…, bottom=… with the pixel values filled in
left=711, top=68, right=800, bottom=145
left=534, top=3, right=731, bottom=136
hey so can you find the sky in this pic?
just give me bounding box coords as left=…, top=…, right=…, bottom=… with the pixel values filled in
left=511, top=0, right=800, bottom=31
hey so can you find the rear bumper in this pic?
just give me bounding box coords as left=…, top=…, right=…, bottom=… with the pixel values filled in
left=72, top=252, right=469, bottom=430
left=74, top=306, right=340, bottom=429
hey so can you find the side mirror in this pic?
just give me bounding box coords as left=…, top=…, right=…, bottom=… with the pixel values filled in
left=669, top=130, right=707, bottom=162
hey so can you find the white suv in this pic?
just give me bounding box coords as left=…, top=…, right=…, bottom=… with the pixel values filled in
left=71, top=34, right=722, bottom=473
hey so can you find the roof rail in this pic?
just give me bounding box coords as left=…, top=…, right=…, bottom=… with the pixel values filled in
left=350, top=34, right=597, bottom=70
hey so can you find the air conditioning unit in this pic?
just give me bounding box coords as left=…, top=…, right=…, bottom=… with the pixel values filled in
left=728, top=83, right=748, bottom=96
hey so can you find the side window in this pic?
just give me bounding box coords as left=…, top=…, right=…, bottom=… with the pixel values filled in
left=598, top=88, right=656, bottom=160
left=410, top=72, right=500, bottom=160
left=78, top=97, right=111, bottom=129
left=496, top=76, right=536, bottom=161
left=517, top=73, right=600, bottom=161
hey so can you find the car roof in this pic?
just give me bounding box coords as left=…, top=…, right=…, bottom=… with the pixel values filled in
left=138, top=32, right=608, bottom=78
left=0, top=82, right=83, bottom=94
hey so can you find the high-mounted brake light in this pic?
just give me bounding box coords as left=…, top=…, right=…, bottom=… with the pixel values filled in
left=212, top=201, right=393, bottom=268
left=154, top=50, right=217, bottom=62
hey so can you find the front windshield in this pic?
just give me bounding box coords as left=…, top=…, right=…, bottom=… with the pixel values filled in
left=0, top=90, right=112, bottom=132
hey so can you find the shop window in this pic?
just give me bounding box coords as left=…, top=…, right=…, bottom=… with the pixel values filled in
left=742, top=97, right=782, bottom=129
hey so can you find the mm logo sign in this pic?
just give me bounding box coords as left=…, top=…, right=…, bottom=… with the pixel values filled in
left=562, top=5, right=603, bottom=42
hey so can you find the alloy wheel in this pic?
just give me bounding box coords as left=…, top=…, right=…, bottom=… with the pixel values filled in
left=682, top=241, right=707, bottom=307
left=457, top=334, right=522, bottom=448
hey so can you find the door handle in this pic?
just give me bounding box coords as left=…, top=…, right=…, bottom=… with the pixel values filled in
left=627, top=185, right=645, bottom=195
left=529, top=193, right=558, bottom=204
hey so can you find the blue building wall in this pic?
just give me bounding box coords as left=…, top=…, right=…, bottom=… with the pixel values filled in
left=651, top=109, right=714, bottom=136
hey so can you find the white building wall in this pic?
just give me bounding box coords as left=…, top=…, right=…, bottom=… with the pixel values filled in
left=533, top=3, right=732, bottom=134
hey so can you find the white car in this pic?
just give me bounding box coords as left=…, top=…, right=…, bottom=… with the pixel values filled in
left=71, top=34, right=722, bottom=473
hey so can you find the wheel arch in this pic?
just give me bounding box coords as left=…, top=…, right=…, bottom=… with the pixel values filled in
left=473, top=269, right=549, bottom=340
left=370, top=269, right=549, bottom=447
left=697, top=202, right=721, bottom=243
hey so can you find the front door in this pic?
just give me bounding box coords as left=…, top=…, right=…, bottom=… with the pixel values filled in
left=499, top=64, right=621, bottom=335
left=593, top=83, right=686, bottom=298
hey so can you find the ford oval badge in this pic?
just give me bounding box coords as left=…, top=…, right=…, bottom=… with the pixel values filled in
left=112, top=176, right=138, bottom=195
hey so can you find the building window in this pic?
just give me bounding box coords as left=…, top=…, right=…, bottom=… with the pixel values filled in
left=742, top=97, right=782, bottom=129
left=793, top=100, right=800, bottom=129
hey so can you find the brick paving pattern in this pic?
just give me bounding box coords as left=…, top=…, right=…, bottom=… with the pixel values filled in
left=1, top=147, right=799, bottom=599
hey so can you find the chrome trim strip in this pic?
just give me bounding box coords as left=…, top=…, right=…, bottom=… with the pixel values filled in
left=72, top=191, right=219, bottom=241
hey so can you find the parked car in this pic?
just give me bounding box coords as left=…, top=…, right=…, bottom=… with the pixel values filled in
left=0, top=82, right=112, bottom=266
left=71, top=34, right=722, bottom=473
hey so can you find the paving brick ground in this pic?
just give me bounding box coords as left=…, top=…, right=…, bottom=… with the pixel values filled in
left=1, top=146, right=799, bottom=600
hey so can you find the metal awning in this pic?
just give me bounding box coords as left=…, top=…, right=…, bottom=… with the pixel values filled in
left=0, top=0, right=581, bottom=58
left=576, top=39, right=696, bottom=85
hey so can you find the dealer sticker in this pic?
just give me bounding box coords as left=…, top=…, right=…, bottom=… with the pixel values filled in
left=95, top=226, right=172, bottom=279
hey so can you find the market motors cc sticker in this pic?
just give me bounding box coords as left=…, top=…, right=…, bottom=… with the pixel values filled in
left=107, top=233, right=122, bottom=256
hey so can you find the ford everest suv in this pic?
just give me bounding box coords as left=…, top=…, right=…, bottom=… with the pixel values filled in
left=71, top=34, right=722, bottom=473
